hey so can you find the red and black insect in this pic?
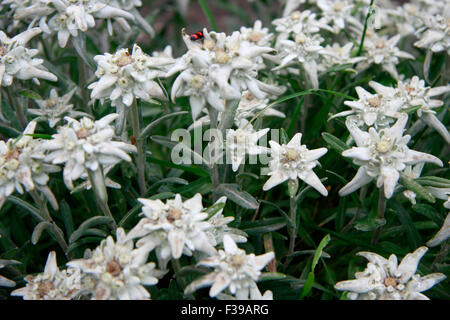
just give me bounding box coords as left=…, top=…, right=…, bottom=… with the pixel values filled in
left=190, top=31, right=204, bottom=41
left=130, top=135, right=136, bottom=145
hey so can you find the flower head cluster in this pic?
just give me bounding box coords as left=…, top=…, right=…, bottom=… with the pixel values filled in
left=356, top=32, right=415, bottom=79
left=28, top=88, right=88, bottom=128
left=12, top=251, right=81, bottom=300
left=67, top=228, right=165, bottom=300
left=89, top=44, right=173, bottom=109
left=263, top=133, right=328, bottom=196
left=414, top=10, right=450, bottom=55
left=335, top=247, right=446, bottom=300
left=0, top=121, right=60, bottom=209
left=127, top=194, right=239, bottom=269
left=185, top=235, right=274, bottom=299
left=169, top=27, right=283, bottom=120
left=41, top=114, right=136, bottom=189
left=0, top=28, right=57, bottom=86
left=5, top=0, right=136, bottom=47
left=225, top=122, right=269, bottom=172
left=395, top=76, right=450, bottom=143
left=331, top=84, right=404, bottom=129
left=272, top=10, right=334, bottom=88
left=339, top=115, right=443, bottom=199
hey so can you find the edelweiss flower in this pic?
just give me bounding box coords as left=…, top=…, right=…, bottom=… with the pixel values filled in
left=184, top=235, right=274, bottom=299
left=0, top=121, right=60, bottom=209
left=356, top=32, right=415, bottom=79
left=12, top=251, right=81, bottom=300
left=318, top=43, right=366, bottom=74
left=316, top=0, right=360, bottom=33
left=240, top=20, right=274, bottom=47
left=89, top=44, right=172, bottom=108
left=335, top=247, right=446, bottom=300
left=28, top=88, right=88, bottom=128
left=205, top=196, right=247, bottom=248
left=40, top=0, right=135, bottom=47
left=67, top=228, right=165, bottom=300
left=331, top=83, right=404, bottom=128
left=273, top=32, right=327, bottom=88
left=41, top=114, right=136, bottom=189
left=0, top=28, right=57, bottom=86
left=427, top=213, right=450, bottom=247
left=0, top=259, right=19, bottom=287
left=414, top=13, right=450, bottom=55
left=225, top=122, right=269, bottom=172
left=169, top=28, right=282, bottom=119
left=127, top=193, right=218, bottom=269
left=396, top=76, right=450, bottom=143
left=263, top=133, right=328, bottom=196
left=339, top=115, right=443, bottom=199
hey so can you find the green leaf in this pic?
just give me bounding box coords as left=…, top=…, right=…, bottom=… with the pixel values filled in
left=205, top=202, right=226, bottom=218
left=25, top=133, right=53, bottom=140
left=69, top=216, right=113, bottom=244
left=259, top=272, right=287, bottom=281
left=66, top=237, right=103, bottom=254
left=31, top=221, right=53, bottom=245
left=415, top=176, right=450, bottom=188
left=7, top=196, right=44, bottom=222
left=300, top=272, right=315, bottom=299
left=215, top=183, right=259, bottom=210
left=390, top=204, right=422, bottom=249
left=146, top=155, right=209, bottom=177
left=412, top=204, right=444, bottom=226
left=399, top=176, right=435, bottom=203
left=280, top=128, right=289, bottom=144
left=18, top=89, right=42, bottom=101
left=354, top=218, right=386, bottom=232
left=311, top=234, right=331, bottom=272
left=139, top=111, right=188, bottom=141
left=321, top=132, right=350, bottom=154
left=148, top=177, right=188, bottom=190
left=241, top=217, right=287, bottom=235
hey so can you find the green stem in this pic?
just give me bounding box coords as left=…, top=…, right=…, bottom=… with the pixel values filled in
left=371, top=191, right=386, bottom=245
left=87, top=169, right=117, bottom=230
left=357, top=0, right=374, bottom=56
left=6, top=86, right=27, bottom=129
left=207, top=106, right=220, bottom=200
left=29, top=190, right=69, bottom=254
left=130, top=99, right=147, bottom=196
left=288, top=194, right=297, bottom=256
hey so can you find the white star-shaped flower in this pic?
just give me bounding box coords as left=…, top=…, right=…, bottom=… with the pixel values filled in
left=263, top=133, right=328, bottom=196
left=184, top=235, right=274, bottom=299
left=335, top=247, right=446, bottom=300
left=339, top=115, right=443, bottom=198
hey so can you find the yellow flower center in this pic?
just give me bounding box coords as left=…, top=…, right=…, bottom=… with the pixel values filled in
left=284, top=148, right=300, bottom=162
left=376, top=39, right=386, bottom=49
left=106, top=260, right=123, bottom=277
left=376, top=140, right=392, bottom=153
left=231, top=254, right=246, bottom=268
left=295, top=34, right=307, bottom=44
left=190, top=75, right=205, bottom=89
left=215, top=50, right=230, bottom=64
left=368, top=97, right=381, bottom=107
left=384, top=277, right=397, bottom=287
left=203, top=39, right=216, bottom=51
left=333, top=1, right=345, bottom=11
left=249, top=31, right=263, bottom=43
left=167, top=208, right=182, bottom=223
left=76, top=128, right=90, bottom=139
